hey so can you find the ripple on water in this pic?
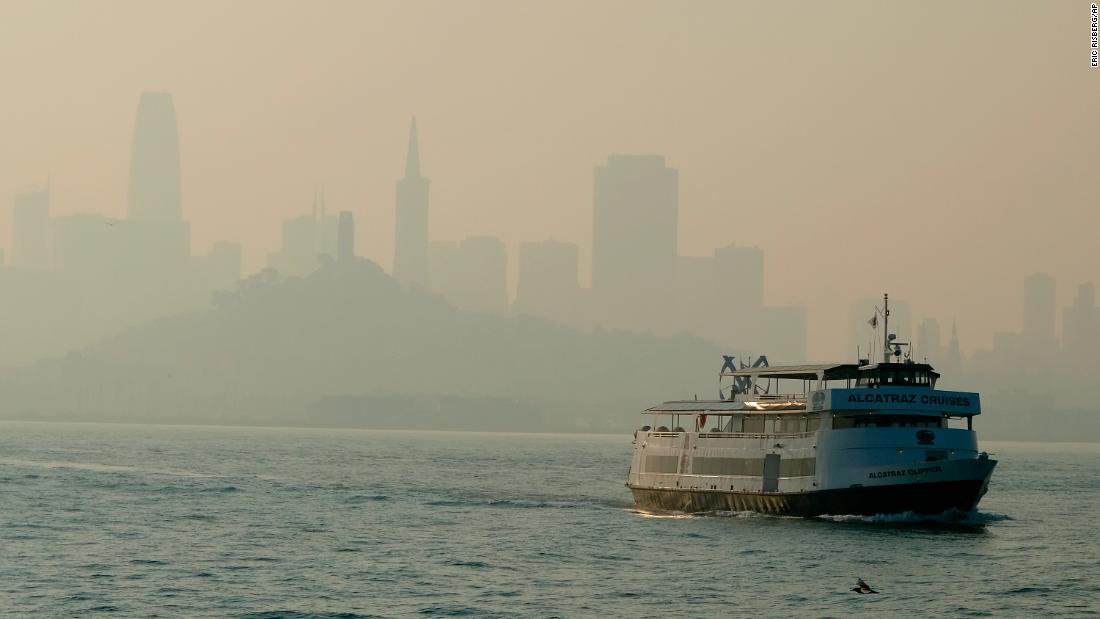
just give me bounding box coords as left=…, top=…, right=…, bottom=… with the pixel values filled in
left=344, top=494, right=389, bottom=503
left=240, top=613, right=385, bottom=619
left=417, top=606, right=500, bottom=617
left=1004, top=586, right=1055, bottom=595
left=199, top=485, right=241, bottom=493
left=443, top=559, right=490, bottom=569
left=179, top=513, right=216, bottom=521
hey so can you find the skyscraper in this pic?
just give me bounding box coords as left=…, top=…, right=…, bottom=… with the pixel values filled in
left=1062, top=283, right=1097, bottom=360
left=674, top=243, right=764, bottom=347
left=916, top=318, right=943, bottom=364
left=127, top=91, right=183, bottom=222
left=592, top=154, right=678, bottom=331
left=12, top=186, right=50, bottom=269
left=713, top=243, right=764, bottom=312
left=394, top=118, right=430, bottom=288
left=946, top=321, right=963, bottom=370
left=514, top=239, right=580, bottom=324
left=266, top=193, right=340, bottom=277
left=1022, top=272, right=1057, bottom=349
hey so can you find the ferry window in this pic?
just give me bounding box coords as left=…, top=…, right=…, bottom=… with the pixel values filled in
left=645, top=455, right=679, bottom=474
left=694, top=457, right=765, bottom=476
left=806, top=416, right=821, bottom=432
left=835, top=415, right=943, bottom=428
left=778, top=417, right=804, bottom=433
left=743, top=416, right=765, bottom=434
left=832, top=416, right=856, bottom=429
left=778, top=457, right=817, bottom=477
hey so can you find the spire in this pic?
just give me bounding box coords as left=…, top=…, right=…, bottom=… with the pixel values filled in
left=947, top=319, right=962, bottom=363
left=404, top=117, right=421, bottom=178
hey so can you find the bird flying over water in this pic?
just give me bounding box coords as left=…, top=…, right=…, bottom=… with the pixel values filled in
left=851, top=578, right=878, bottom=594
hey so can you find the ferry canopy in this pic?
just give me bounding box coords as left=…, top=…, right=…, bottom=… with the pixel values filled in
left=721, top=363, right=862, bottom=381
left=721, top=362, right=940, bottom=383
left=646, top=400, right=806, bottom=414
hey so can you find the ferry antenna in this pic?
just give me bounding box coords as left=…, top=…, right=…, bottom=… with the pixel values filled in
left=883, top=293, right=891, bottom=361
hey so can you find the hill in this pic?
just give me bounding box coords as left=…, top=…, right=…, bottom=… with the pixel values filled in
left=0, top=259, right=725, bottom=432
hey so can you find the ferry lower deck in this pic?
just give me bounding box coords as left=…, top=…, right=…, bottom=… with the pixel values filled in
left=630, top=458, right=995, bottom=517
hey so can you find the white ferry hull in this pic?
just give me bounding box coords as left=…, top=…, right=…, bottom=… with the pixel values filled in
left=629, top=457, right=996, bottom=517
left=630, top=353, right=997, bottom=519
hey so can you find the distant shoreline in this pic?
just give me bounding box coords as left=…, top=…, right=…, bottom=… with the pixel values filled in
left=1, top=416, right=1097, bottom=445
left=0, top=416, right=627, bottom=438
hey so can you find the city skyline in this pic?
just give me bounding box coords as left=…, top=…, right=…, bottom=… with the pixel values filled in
left=3, top=90, right=1098, bottom=364
left=1, top=2, right=1097, bottom=361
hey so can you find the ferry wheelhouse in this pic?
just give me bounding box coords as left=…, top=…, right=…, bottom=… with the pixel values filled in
left=627, top=299, right=996, bottom=517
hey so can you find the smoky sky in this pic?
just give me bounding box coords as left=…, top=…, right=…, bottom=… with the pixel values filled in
left=1, top=0, right=1096, bottom=360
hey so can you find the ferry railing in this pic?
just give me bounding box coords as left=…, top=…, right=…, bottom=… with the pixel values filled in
left=647, top=431, right=816, bottom=439
left=697, top=431, right=816, bottom=439
left=748, top=393, right=808, bottom=401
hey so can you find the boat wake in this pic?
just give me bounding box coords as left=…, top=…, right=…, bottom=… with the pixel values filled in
left=427, top=494, right=631, bottom=511
left=631, top=508, right=801, bottom=520
left=814, top=509, right=1013, bottom=528
left=0, top=458, right=228, bottom=479
left=630, top=507, right=1012, bottom=527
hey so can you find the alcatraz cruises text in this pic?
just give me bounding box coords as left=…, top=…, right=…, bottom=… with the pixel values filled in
left=868, top=465, right=943, bottom=480
left=845, top=392, right=974, bottom=408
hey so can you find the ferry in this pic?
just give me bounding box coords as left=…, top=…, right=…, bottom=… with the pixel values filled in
left=626, top=295, right=996, bottom=517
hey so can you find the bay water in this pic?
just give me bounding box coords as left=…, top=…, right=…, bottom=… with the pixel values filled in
left=1, top=422, right=1097, bottom=617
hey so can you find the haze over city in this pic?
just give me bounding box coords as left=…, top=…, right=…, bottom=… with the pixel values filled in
left=3, top=1, right=1097, bottom=362
left=2, top=3, right=1100, bottom=617
left=0, top=1, right=1098, bottom=442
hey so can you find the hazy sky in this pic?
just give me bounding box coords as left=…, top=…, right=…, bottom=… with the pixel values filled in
left=1, top=1, right=1097, bottom=360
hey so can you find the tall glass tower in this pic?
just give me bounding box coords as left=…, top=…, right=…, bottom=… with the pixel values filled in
left=127, top=91, right=183, bottom=222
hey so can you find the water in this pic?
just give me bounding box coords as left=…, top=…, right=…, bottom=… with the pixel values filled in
left=0, top=422, right=1098, bottom=618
